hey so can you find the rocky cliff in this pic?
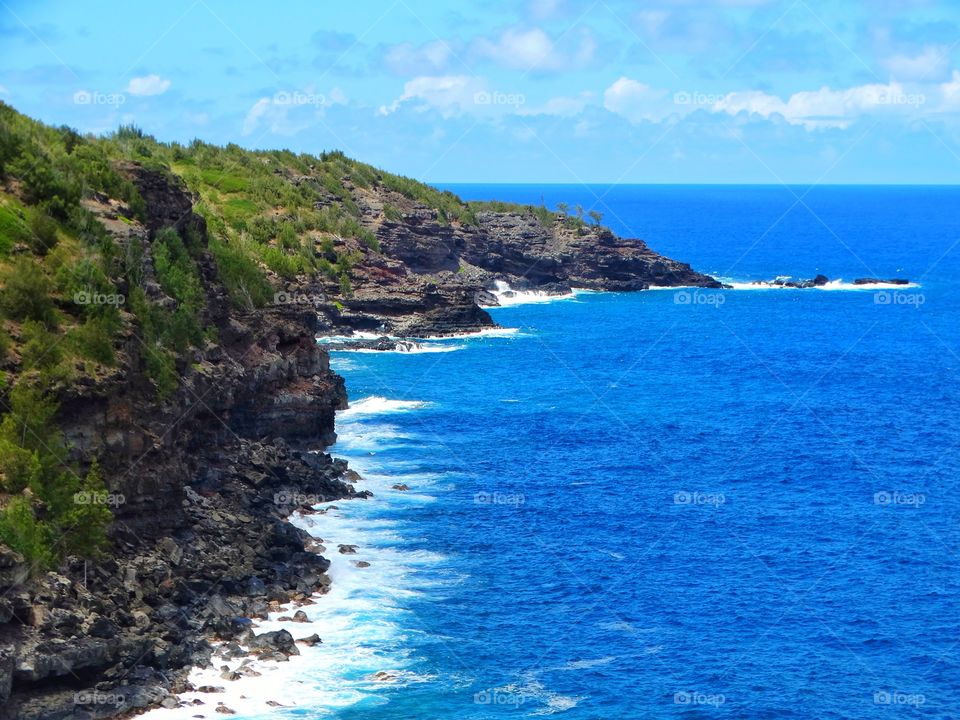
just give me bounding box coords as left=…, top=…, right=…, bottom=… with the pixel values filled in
left=310, top=190, right=719, bottom=338
left=0, top=104, right=720, bottom=719
left=0, top=168, right=362, bottom=719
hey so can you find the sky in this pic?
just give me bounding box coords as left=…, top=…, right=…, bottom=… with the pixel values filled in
left=2, top=0, right=960, bottom=183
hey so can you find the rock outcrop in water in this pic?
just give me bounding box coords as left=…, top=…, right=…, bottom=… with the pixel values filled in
left=746, top=274, right=910, bottom=289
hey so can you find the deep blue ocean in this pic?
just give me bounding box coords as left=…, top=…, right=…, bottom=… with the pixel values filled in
left=225, top=186, right=960, bottom=720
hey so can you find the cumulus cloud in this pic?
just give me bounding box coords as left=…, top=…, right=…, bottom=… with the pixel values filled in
left=601, top=76, right=934, bottom=129
left=940, top=70, right=960, bottom=108
left=713, top=82, right=927, bottom=129
left=473, top=26, right=595, bottom=71
left=242, top=87, right=346, bottom=136
left=883, top=45, right=950, bottom=81
left=603, top=77, right=673, bottom=122
left=378, top=75, right=484, bottom=118
left=126, top=74, right=171, bottom=96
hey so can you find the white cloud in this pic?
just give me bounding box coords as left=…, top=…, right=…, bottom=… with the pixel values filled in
left=714, top=81, right=925, bottom=129
left=242, top=88, right=345, bottom=136
left=600, top=75, right=935, bottom=130
left=378, top=75, right=484, bottom=118
left=384, top=40, right=454, bottom=75
left=126, top=74, right=171, bottom=96
left=884, top=46, right=950, bottom=81
left=940, top=70, right=960, bottom=108
left=473, top=26, right=595, bottom=71
left=603, top=77, right=673, bottom=122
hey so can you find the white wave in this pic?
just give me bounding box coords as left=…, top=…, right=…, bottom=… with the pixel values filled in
left=490, top=674, right=587, bottom=716
left=724, top=278, right=919, bottom=291
left=329, top=356, right=360, bottom=372
left=482, top=280, right=578, bottom=308
left=427, top=326, right=523, bottom=339
left=140, top=426, right=450, bottom=720
left=317, top=331, right=395, bottom=344
left=553, top=656, right=617, bottom=671
left=331, top=422, right=410, bottom=453
left=348, top=340, right=466, bottom=354
left=530, top=695, right=586, bottom=715
left=816, top=279, right=919, bottom=290
left=338, top=396, right=431, bottom=418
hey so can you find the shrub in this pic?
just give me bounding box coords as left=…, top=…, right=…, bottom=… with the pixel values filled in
left=0, top=204, right=30, bottom=255
left=0, top=497, right=53, bottom=569
left=28, top=210, right=59, bottom=255
left=9, top=151, right=80, bottom=219
left=0, top=382, right=111, bottom=568
left=209, top=238, right=273, bottom=309
left=0, top=258, right=58, bottom=328
left=58, top=460, right=111, bottom=558
left=19, top=320, right=63, bottom=373
left=68, top=317, right=117, bottom=365
left=153, top=227, right=203, bottom=311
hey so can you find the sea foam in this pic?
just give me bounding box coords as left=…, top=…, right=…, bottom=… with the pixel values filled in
left=482, top=280, right=579, bottom=307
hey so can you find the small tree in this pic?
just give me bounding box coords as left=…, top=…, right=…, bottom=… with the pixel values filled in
left=556, top=201, right=569, bottom=216
left=588, top=210, right=603, bottom=227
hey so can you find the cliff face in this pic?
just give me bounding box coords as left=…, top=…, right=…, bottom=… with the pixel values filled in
left=0, top=105, right=720, bottom=719
left=0, top=169, right=358, bottom=720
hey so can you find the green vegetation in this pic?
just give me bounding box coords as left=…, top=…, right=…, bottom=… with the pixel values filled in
left=382, top=203, right=403, bottom=222
left=0, top=381, right=111, bottom=568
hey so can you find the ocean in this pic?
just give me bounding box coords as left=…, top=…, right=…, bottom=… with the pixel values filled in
left=147, top=185, right=960, bottom=719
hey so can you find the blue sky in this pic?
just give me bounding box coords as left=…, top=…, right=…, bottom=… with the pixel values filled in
left=2, top=0, right=960, bottom=183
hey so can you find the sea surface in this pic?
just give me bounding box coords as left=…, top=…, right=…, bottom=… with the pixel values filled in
left=178, top=186, right=960, bottom=719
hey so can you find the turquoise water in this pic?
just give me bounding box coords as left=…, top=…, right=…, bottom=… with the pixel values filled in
left=304, top=186, right=960, bottom=719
